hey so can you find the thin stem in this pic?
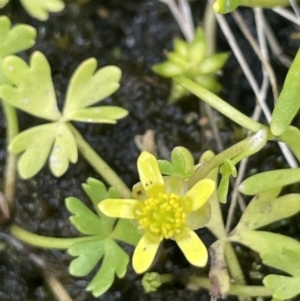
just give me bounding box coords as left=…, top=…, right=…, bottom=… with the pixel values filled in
left=273, top=7, right=300, bottom=25
left=188, top=276, right=272, bottom=297
left=2, top=101, right=19, bottom=214
left=187, top=131, right=266, bottom=188
left=68, top=123, right=131, bottom=198
left=11, top=224, right=98, bottom=250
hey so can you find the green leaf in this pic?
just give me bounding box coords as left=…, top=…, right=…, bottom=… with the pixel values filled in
left=152, top=61, right=183, bottom=78
left=0, top=16, right=36, bottom=85
left=66, top=106, right=128, bottom=124
left=173, top=38, right=189, bottom=59
left=82, top=177, right=121, bottom=207
left=0, top=0, right=9, bottom=8
left=158, top=146, right=194, bottom=178
left=9, top=123, right=56, bottom=179
left=263, top=275, right=300, bottom=300
left=271, top=49, right=300, bottom=136
left=237, top=191, right=300, bottom=230
left=65, top=197, right=110, bottom=237
left=261, top=247, right=300, bottom=277
left=82, top=178, right=120, bottom=231
left=19, top=0, right=65, bottom=21
left=238, top=169, right=300, bottom=195
left=111, top=219, right=142, bottom=246
left=231, top=230, right=300, bottom=256
left=49, top=123, right=77, bottom=177
left=198, top=53, right=229, bottom=74
left=194, top=74, right=222, bottom=93
left=68, top=239, right=106, bottom=276
left=0, top=16, right=36, bottom=57
left=218, top=159, right=237, bottom=203
left=280, top=126, right=300, bottom=161
left=188, top=28, right=206, bottom=64
left=0, top=52, right=60, bottom=121
left=9, top=122, right=77, bottom=178
left=63, top=61, right=121, bottom=117
left=86, top=239, right=129, bottom=297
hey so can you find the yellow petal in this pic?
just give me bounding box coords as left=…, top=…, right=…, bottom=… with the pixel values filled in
left=132, top=233, right=161, bottom=274
left=98, top=199, right=140, bottom=219
left=184, top=178, right=215, bottom=212
left=175, top=228, right=208, bottom=267
left=132, top=182, right=148, bottom=200
left=137, top=151, right=165, bottom=197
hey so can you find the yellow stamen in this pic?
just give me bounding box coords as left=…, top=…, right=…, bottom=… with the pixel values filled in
left=134, top=192, right=187, bottom=239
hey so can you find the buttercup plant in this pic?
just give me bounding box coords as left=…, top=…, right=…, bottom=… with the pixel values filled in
left=2, top=2, right=300, bottom=301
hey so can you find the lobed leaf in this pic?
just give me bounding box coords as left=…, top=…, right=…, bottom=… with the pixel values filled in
left=10, top=122, right=77, bottom=178
left=0, top=16, right=36, bottom=57
left=68, top=239, right=106, bottom=276
left=65, top=197, right=109, bottom=237
left=9, top=123, right=56, bottom=179
left=0, top=16, right=36, bottom=85
left=86, top=239, right=129, bottom=297
left=158, top=146, right=194, bottom=178
left=63, top=60, right=121, bottom=117
left=49, top=123, right=78, bottom=177
left=239, top=169, right=300, bottom=195
left=0, top=52, right=60, bottom=121
left=19, top=0, right=65, bottom=21
left=82, top=178, right=119, bottom=231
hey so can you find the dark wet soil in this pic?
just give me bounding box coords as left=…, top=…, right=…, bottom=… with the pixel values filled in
left=0, top=0, right=299, bottom=300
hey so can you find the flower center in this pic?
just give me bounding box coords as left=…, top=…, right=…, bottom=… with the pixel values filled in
left=134, top=192, right=187, bottom=239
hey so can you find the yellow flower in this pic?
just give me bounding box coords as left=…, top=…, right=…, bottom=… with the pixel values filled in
left=99, top=151, right=215, bottom=274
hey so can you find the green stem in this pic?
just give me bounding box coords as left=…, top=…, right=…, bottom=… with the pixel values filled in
left=189, top=276, right=272, bottom=297
left=214, top=0, right=290, bottom=14
left=175, top=76, right=264, bottom=133
left=240, top=0, right=290, bottom=8
left=68, top=123, right=131, bottom=198
left=11, top=224, right=98, bottom=250
left=187, top=130, right=267, bottom=188
left=2, top=101, right=18, bottom=212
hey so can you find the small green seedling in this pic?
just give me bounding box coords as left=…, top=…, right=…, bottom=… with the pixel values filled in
left=0, top=51, right=127, bottom=178
left=153, top=28, right=229, bottom=103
